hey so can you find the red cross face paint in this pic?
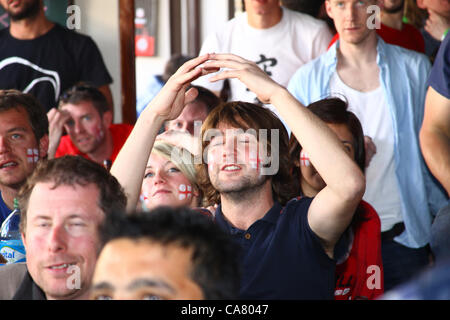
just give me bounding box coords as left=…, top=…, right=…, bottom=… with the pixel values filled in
left=249, top=151, right=262, bottom=171
left=300, top=150, right=310, bottom=167
left=27, top=148, right=39, bottom=164
left=140, top=153, right=197, bottom=210
left=178, top=184, right=192, bottom=201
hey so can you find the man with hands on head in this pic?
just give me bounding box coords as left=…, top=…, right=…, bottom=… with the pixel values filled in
left=111, top=53, right=365, bottom=299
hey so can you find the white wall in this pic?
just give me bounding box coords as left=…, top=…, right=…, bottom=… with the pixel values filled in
left=200, top=0, right=229, bottom=44
left=135, top=0, right=171, bottom=98
left=71, top=0, right=231, bottom=122
left=135, top=0, right=230, bottom=108
left=74, top=0, right=122, bottom=122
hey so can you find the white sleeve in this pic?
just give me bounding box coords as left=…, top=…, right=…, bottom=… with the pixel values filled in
left=192, top=33, right=224, bottom=92
left=310, top=22, right=333, bottom=59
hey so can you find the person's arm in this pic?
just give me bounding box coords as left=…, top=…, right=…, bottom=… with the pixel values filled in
left=205, top=54, right=365, bottom=256
left=420, top=86, right=450, bottom=196
left=110, top=54, right=214, bottom=212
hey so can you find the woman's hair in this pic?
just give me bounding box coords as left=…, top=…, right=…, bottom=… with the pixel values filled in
left=289, top=97, right=366, bottom=194
left=151, top=141, right=204, bottom=206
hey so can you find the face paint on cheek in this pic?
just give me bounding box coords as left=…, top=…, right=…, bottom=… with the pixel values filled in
left=94, top=126, right=105, bottom=142
left=249, top=151, right=262, bottom=171
left=207, top=153, right=215, bottom=172
left=178, top=184, right=192, bottom=201
left=26, top=148, right=39, bottom=163
left=300, top=150, right=310, bottom=167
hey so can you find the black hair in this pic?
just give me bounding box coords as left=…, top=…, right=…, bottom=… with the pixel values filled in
left=0, top=89, right=49, bottom=143
left=99, top=207, right=241, bottom=300
left=59, top=83, right=109, bottom=116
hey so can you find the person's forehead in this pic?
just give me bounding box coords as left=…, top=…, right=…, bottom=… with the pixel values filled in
left=0, top=107, right=32, bottom=127
left=60, top=101, right=99, bottom=116
left=27, top=182, right=103, bottom=219
left=95, top=239, right=195, bottom=283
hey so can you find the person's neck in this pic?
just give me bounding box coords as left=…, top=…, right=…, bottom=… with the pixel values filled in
left=0, top=185, right=20, bottom=210
left=381, top=10, right=404, bottom=30
left=9, top=12, right=54, bottom=40
left=337, top=32, right=378, bottom=68
left=220, top=181, right=274, bottom=231
left=87, top=129, right=114, bottom=165
left=300, top=179, right=319, bottom=198
left=247, top=7, right=283, bottom=29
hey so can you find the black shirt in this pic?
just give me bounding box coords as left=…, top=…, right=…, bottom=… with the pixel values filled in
left=12, top=271, right=46, bottom=300
left=214, top=197, right=341, bottom=299
left=0, top=24, right=112, bottom=112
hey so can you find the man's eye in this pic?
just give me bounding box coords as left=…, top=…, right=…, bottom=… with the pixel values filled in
left=142, top=294, right=163, bottom=300
left=37, top=222, right=51, bottom=228
left=11, top=134, right=22, bottom=140
left=94, top=295, right=112, bottom=300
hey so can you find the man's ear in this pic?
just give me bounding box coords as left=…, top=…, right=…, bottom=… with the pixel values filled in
left=21, top=232, right=27, bottom=248
left=39, top=134, right=49, bottom=159
left=102, top=110, right=113, bottom=127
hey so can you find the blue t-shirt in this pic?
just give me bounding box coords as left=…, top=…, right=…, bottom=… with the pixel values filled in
left=427, top=33, right=450, bottom=98
left=214, top=197, right=339, bottom=299
left=0, top=192, right=12, bottom=227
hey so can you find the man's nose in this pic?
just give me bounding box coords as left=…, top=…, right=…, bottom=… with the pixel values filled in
left=47, top=224, right=68, bottom=254
left=0, top=136, right=11, bottom=154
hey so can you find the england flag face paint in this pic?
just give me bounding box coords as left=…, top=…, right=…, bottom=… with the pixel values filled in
left=249, top=151, right=262, bottom=171
left=178, top=184, right=192, bottom=201
left=300, top=150, right=310, bottom=167
left=27, top=148, right=39, bottom=164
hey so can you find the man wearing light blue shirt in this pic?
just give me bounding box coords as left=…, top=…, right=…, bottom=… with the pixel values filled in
left=288, top=0, right=448, bottom=291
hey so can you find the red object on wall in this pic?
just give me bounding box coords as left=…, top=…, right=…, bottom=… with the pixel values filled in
left=135, top=34, right=155, bottom=57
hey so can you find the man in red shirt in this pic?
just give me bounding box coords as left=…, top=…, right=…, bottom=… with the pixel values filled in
left=48, top=84, right=132, bottom=167
left=328, top=0, right=425, bottom=53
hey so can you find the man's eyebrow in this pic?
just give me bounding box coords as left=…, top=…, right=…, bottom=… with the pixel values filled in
left=126, top=278, right=176, bottom=293
left=7, top=127, right=27, bottom=133
left=92, top=282, right=114, bottom=291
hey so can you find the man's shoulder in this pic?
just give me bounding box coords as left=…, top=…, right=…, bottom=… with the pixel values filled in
left=381, top=40, right=430, bottom=68
left=55, top=134, right=82, bottom=157
left=0, top=28, right=9, bottom=39
left=110, top=123, right=133, bottom=139
left=284, top=7, right=329, bottom=30
left=0, top=263, right=27, bottom=300
left=281, top=196, right=313, bottom=216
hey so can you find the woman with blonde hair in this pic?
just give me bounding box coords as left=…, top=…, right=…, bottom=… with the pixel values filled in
left=139, top=140, right=204, bottom=211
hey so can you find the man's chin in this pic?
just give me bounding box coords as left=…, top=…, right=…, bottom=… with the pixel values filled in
left=42, top=283, right=87, bottom=300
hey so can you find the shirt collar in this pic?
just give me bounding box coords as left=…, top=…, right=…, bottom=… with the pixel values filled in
left=214, top=201, right=283, bottom=233
left=330, top=35, right=387, bottom=68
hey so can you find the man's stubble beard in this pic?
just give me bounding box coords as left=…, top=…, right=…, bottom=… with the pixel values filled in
left=7, top=0, right=41, bottom=22
left=382, top=0, right=405, bottom=14
left=214, top=172, right=270, bottom=204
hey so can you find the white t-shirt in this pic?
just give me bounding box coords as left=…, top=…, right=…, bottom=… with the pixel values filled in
left=329, top=72, right=404, bottom=232
left=194, top=7, right=332, bottom=131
